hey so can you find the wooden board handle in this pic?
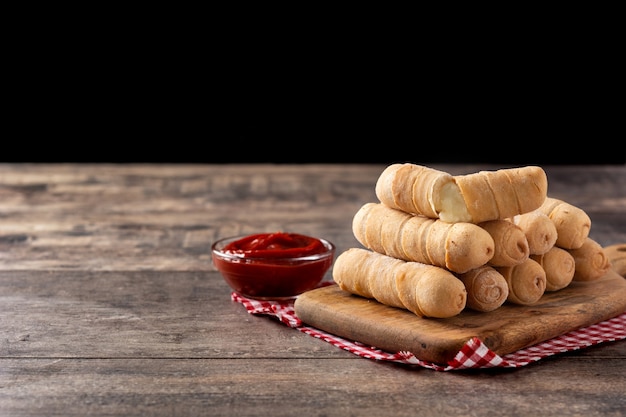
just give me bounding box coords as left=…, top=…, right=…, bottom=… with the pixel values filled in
left=605, top=243, right=626, bottom=278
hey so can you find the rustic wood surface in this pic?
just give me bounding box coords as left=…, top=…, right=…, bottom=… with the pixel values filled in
left=0, top=163, right=625, bottom=417
left=294, top=270, right=626, bottom=364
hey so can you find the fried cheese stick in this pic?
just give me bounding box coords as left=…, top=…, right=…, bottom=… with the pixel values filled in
left=375, top=163, right=547, bottom=224
left=531, top=246, right=575, bottom=291
left=512, top=210, right=558, bottom=255
left=495, top=258, right=547, bottom=305
left=333, top=248, right=467, bottom=318
left=538, top=197, right=591, bottom=250
left=567, top=237, right=611, bottom=281
left=456, top=265, right=509, bottom=312
left=352, top=202, right=495, bottom=273
left=480, top=219, right=530, bottom=267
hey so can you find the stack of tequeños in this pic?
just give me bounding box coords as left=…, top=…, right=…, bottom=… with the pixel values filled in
left=333, top=163, right=611, bottom=318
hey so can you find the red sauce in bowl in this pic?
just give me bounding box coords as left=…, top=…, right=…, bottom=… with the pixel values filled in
left=212, top=232, right=335, bottom=299
left=223, top=232, right=328, bottom=258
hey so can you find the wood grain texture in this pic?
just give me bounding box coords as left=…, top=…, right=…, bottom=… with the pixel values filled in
left=2, top=357, right=625, bottom=417
left=604, top=243, right=626, bottom=276
left=0, top=164, right=381, bottom=271
left=0, top=270, right=345, bottom=359
left=0, top=163, right=625, bottom=417
left=295, top=270, right=626, bottom=364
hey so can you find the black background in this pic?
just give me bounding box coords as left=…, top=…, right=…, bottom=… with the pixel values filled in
left=6, top=27, right=624, bottom=166
left=7, top=65, right=623, bottom=165
left=7, top=109, right=624, bottom=165
left=6, top=80, right=625, bottom=165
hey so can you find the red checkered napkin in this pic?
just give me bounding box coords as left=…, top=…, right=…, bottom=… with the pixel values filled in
left=231, top=290, right=626, bottom=371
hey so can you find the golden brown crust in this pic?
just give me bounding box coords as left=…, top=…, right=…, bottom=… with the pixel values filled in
left=332, top=248, right=376, bottom=299
left=352, top=203, right=495, bottom=273
left=456, top=265, right=508, bottom=312
left=480, top=220, right=530, bottom=267
left=538, top=197, right=591, bottom=250
left=374, top=163, right=455, bottom=218
left=455, top=166, right=548, bottom=223
left=441, top=222, right=496, bottom=273
left=567, top=237, right=611, bottom=281
left=496, top=258, right=547, bottom=305
left=531, top=246, right=575, bottom=291
left=503, top=166, right=549, bottom=216
left=333, top=248, right=467, bottom=318
left=374, top=164, right=548, bottom=224
left=395, top=261, right=467, bottom=318
left=512, top=211, right=558, bottom=255
left=454, top=172, right=500, bottom=222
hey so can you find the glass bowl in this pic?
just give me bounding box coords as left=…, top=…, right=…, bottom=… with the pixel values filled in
left=211, top=234, right=335, bottom=300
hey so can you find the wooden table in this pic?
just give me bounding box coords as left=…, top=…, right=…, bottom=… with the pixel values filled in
left=1, top=163, right=624, bottom=417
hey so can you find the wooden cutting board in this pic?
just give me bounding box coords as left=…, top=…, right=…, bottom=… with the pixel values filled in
left=294, top=249, right=626, bottom=365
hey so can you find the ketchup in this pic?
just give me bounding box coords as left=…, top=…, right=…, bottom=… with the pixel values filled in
left=223, top=232, right=327, bottom=258
left=213, top=232, right=334, bottom=299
